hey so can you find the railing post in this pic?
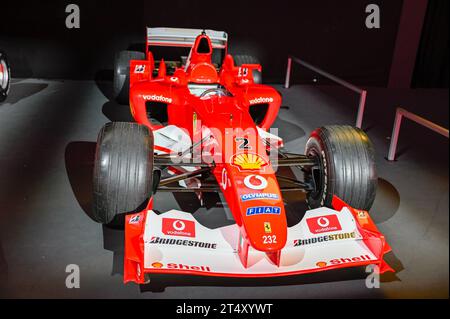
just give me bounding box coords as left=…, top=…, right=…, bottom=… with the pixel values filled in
left=387, top=108, right=404, bottom=161
left=356, top=90, right=367, bottom=129
left=284, top=57, right=292, bottom=89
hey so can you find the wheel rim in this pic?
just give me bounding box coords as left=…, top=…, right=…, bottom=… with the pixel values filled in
left=0, top=59, right=9, bottom=90
left=306, top=149, right=325, bottom=204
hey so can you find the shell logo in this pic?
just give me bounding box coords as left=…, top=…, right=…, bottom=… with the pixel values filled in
left=232, top=153, right=267, bottom=170
left=316, top=261, right=327, bottom=268
left=152, top=262, right=163, bottom=268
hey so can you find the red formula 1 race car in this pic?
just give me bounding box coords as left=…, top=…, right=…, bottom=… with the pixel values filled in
left=92, top=27, right=393, bottom=284
left=0, top=51, right=11, bottom=103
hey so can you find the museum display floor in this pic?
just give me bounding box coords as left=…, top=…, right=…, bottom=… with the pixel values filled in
left=0, top=78, right=447, bottom=298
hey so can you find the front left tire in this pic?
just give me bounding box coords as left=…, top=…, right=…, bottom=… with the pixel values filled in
left=93, top=122, right=154, bottom=224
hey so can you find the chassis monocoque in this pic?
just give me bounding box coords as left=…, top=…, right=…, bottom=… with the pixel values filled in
left=92, top=28, right=393, bottom=284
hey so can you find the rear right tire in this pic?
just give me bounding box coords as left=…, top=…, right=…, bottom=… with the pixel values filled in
left=233, top=54, right=262, bottom=84
left=93, top=122, right=154, bottom=224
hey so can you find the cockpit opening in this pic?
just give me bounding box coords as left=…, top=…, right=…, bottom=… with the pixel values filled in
left=188, top=84, right=232, bottom=98
left=196, top=37, right=212, bottom=54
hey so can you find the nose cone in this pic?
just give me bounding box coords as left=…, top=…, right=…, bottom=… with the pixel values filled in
left=208, top=109, right=287, bottom=253
left=228, top=171, right=287, bottom=252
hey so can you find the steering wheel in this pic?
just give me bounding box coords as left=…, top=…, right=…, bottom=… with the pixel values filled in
left=200, top=87, right=232, bottom=98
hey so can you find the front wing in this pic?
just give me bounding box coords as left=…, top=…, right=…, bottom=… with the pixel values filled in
left=124, top=197, right=393, bottom=284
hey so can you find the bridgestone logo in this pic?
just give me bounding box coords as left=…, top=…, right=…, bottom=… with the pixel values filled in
left=249, top=97, right=274, bottom=105
left=142, top=94, right=173, bottom=104
left=294, top=232, right=356, bottom=247
left=149, top=237, right=217, bottom=249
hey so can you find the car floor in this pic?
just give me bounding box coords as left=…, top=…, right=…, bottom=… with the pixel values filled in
left=0, top=78, right=448, bottom=298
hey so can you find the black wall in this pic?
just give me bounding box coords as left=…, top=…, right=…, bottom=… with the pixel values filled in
left=0, top=0, right=404, bottom=86
left=413, top=0, right=449, bottom=88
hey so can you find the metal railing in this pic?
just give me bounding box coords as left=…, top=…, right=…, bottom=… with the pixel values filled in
left=284, top=55, right=367, bottom=128
left=387, top=107, right=449, bottom=161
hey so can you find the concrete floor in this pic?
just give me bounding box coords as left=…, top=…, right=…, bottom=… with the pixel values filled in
left=0, top=78, right=448, bottom=298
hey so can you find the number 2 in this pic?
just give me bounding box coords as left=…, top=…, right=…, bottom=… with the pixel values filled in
left=236, top=137, right=251, bottom=150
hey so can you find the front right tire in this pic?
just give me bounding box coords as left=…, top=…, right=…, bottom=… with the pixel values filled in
left=305, top=125, right=377, bottom=211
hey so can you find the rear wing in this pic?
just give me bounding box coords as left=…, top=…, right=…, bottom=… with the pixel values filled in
left=147, top=27, right=228, bottom=49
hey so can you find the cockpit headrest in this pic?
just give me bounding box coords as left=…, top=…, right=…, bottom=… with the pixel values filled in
left=186, top=34, right=218, bottom=84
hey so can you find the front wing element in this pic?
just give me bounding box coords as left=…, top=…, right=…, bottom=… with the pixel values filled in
left=124, top=197, right=393, bottom=284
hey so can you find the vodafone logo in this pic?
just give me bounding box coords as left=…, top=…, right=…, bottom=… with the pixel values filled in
left=221, top=168, right=230, bottom=190
left=317, top=217, right=330, bottom=227
left=142, top=94, right=173, bottom=104
left=173, top=220, right=185, bottom=231
left=243, top=175, right=268, bottom=190
left=162, top=218, right=195, bottom=238
left=306, top=215, right=342, bottom=234
left=249, top=97, right=274, bottom=105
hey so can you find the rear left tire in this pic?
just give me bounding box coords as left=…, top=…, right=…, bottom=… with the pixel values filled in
left=113, top=50, right=145, bottom=104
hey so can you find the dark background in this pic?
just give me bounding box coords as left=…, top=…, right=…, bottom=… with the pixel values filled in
left=0, top=0, right=447, bottom=87
left=413, top=0, right=449, bottom=88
